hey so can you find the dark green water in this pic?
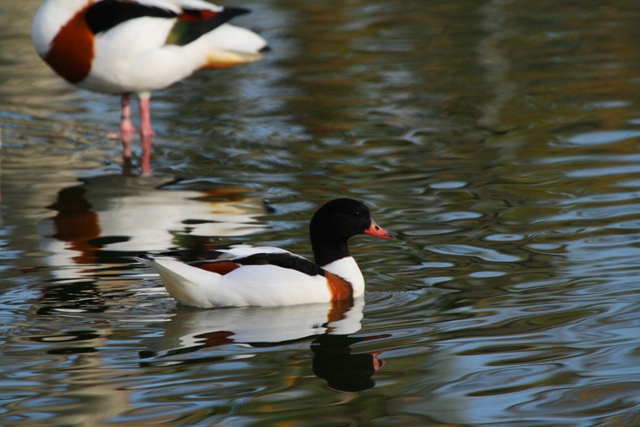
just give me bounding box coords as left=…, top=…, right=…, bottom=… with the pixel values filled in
left=2, top=0, right=640, bottom=425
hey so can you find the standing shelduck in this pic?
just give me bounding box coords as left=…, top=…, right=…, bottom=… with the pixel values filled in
left=138, top=198, right=397, bottom=308
left=31, top=0, right=269, bottom=174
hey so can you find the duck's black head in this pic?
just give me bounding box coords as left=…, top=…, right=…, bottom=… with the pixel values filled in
left=309, top=198, right=396, bottom=266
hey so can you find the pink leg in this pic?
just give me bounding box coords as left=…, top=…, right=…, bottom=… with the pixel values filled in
left=138, top=95, right=156, bottom=175
left=120, top=93, right=136, bottom=161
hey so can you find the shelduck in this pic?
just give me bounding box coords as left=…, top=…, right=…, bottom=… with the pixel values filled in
left=138, top=198, right=397, bottom=308
left=31, top=0, right=269, bottom=174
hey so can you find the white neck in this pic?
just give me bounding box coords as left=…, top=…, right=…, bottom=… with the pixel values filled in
left=322, top=257, right=365, bottom=297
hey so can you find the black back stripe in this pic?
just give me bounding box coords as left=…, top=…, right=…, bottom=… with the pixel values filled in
left=85, top=0, right=177, bottom=35
left=179, top=250, right=324, bottom=277
left=232, top=253, right=325, bottom=277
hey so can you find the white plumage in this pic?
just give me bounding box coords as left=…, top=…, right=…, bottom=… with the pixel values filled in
left=142, top=253, right=336, bottom=308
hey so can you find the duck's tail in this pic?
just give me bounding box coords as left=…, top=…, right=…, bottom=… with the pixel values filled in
left=137, top=254, right=222, bottom=308
left=188, top=22, right=269, bottom=69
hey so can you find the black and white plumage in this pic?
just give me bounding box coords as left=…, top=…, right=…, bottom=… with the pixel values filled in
left=138, top=198, right=397, bottom=308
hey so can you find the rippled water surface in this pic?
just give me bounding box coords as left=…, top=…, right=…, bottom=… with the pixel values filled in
left=3, top=0, right=640, bottom=425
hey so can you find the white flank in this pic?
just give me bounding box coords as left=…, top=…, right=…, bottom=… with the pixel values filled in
left=85, top=17, right=193, bottom=93
left=140, top=256, right=332, bottom=308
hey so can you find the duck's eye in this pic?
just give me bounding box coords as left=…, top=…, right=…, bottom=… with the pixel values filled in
left=354, top=211, right=362, bottom=217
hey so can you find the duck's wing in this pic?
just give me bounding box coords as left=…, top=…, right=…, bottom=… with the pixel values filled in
left=85, top=0, right=179, bottom=36
left=187, top=246, right=324, bottom=277
left=85, top=0, right=250, bottom=46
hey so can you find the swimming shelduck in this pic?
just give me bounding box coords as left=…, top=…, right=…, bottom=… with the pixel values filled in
left=138, top=198, right=397, bottom=307
left=31, top=0, right=269, bottom=174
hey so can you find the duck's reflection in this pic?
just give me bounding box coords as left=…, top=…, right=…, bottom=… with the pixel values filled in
left=140, top=297, right=386, bottom=391
left=37, top=174, right=267, bottom=276
left=311, top=334, right=385, bottom=392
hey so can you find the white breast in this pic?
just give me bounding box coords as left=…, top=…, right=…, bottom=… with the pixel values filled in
left=322, top=257, right=365, bottom=297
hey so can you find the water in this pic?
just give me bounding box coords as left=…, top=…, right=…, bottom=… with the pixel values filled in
left=2, top=0, right=640, bottom=425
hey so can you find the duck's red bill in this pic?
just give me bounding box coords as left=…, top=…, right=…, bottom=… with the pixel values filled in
left=364, top=219, right=397, bottom=239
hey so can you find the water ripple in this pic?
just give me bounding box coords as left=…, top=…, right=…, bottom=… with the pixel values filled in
left=425, top=244, right=524, bottom=263
left=3, top=0, right=640, bottom=425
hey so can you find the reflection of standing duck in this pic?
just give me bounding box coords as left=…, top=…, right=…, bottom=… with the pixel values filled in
left=37, top=175, right=267, bottom=280
left=31, top=0, right=269, bottom=174
left=139, top=198, right=397, bottom=307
